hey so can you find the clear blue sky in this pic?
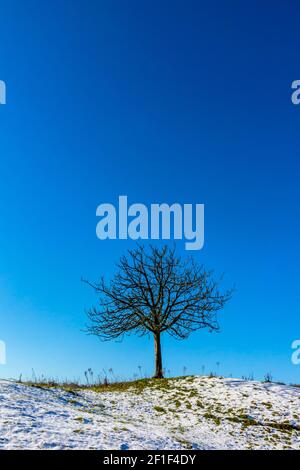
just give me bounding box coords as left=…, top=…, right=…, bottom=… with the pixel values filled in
left=0, top=1, right=299, bottom=383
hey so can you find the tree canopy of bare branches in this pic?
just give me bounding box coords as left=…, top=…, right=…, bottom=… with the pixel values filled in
left=83, top=245, right=232, bottom=378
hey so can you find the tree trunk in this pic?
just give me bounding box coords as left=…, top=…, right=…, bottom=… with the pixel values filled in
left=153, top=332, right=163, bottom=378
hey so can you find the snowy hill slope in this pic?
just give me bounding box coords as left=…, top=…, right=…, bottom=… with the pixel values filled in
left=0, top=376, right=299, bottom=450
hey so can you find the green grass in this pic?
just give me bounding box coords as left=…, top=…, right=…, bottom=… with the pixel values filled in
left=153, top=405, right=166, bottom=413
left=22, top=375, right=197, bottom=394
left=203, top=412, right=221, bottom=426
left=74, top=416, right=85, bottom=422
left=262, top=402, right=273, bottom=410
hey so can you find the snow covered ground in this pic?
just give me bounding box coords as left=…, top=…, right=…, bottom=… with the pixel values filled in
left=0, top=376, right=299, bottom=450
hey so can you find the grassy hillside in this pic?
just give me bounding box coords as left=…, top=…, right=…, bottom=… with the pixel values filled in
left=1, top=376, right=300, bottom=449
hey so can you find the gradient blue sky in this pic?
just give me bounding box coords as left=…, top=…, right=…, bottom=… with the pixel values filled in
left=0, top=1, right=299, bottom=383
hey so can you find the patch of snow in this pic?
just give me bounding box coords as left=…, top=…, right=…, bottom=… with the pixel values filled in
left=0, top=377, right=299, bottom=450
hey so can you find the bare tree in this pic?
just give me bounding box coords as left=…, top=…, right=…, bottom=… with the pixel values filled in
left=83, top=245, right=232, bottom=378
